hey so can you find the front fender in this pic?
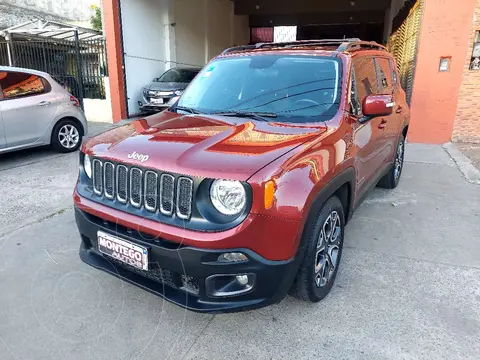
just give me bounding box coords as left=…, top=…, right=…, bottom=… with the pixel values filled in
left=248, top=131, right=356, bottom=256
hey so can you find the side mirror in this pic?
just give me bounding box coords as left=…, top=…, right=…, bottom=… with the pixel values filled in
left=362, top=94, right=394, bottom=117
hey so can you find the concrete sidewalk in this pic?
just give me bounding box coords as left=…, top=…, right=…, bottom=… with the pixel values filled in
left=0, top=143, right=479, bottom=360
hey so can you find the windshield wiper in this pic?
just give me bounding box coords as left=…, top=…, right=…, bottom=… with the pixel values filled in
left=210, top=111, right=277, bottom=122
left=174, top=105, right=203, bottom=115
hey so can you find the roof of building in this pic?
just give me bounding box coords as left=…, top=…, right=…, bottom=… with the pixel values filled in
left=0, top=19, right=103, bottom=41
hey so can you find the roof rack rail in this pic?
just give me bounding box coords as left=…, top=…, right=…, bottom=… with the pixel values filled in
left=221, top=38, right=387, bottom=55
left=336, top=41, right=387, bottom=52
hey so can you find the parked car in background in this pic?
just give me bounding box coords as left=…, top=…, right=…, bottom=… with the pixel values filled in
left=139, top=67, right=201, bottom=114
left=74, top=39, right=409, bottom=313
left=0, top=66, right=88, bottom=154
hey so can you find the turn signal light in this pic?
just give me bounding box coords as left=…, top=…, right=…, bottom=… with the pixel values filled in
left=70, top=95, right=80, bottom=107
left=264, top=180, right=276, bottom=209
left=218, top=252, right=248, bottom=263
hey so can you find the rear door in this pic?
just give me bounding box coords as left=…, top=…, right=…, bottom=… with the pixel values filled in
left=374, top=57, right=398, bottom=161
left=0, top=71, right=59, bottom=147
left=351, top=56, right=390, bottom=195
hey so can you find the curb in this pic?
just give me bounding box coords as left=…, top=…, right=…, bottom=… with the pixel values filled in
left=443, top=142, right=480, bottom=185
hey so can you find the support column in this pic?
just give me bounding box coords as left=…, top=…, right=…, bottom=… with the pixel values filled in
left=103, top=0, right=127, bottom=122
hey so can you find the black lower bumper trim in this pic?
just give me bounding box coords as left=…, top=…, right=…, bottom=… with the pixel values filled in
left=75, top=207, right=297, bottom=313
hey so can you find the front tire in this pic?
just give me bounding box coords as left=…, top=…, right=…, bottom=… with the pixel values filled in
left=290, top=196, right=345, bottom=302
left=377, top=134, right=405, bottom=189
left=51, top=119, right=83, bottom=153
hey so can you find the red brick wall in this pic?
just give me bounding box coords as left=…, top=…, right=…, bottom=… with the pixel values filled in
left=453, top=0, right=480, bottom=143
left=409, top=0, right=476, bottom=144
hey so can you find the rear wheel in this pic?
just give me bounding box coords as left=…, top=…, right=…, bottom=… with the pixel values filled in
left=377, top=134, right=405, bottom=189
left=290, top=196, right=345, bottom=302
left=51, top=119, right=83, bottom=153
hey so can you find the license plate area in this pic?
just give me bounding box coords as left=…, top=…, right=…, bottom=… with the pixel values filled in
left=150, top=98, right=164, bottom=104
left=97, top=231, right=148, bottom=271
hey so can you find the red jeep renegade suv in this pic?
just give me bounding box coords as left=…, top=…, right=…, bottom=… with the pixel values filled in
left=74, top=39, right=409, bottom=313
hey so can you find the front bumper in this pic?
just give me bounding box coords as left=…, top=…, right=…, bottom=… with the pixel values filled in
left=139, top=102, right=169, bottom=114
left=75, top=207, right=298, bottom=313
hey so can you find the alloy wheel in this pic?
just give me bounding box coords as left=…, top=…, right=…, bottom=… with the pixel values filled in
left=58, top=124, right=80, bottom=149
left=394, top=139, right=405, bottom=180
left=314, top=211, right=341, bottom=288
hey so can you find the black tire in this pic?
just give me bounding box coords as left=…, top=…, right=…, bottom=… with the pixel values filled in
left=51, top=118, right=83, bottom=153
left=377, top=134, right=405, bottom=189
left=290, top=196, right=345, bottom=302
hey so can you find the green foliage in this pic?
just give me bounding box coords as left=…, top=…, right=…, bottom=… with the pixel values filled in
left=90, top=5, right=102, bottom=32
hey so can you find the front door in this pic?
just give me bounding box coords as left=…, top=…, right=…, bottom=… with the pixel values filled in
left=0, top=114, right=6, bottom=150
left=0, top=71, right=58, bottom=148
left=351, top=56, right=390, bottom=200
left=375, top=57, right=401, bottom=161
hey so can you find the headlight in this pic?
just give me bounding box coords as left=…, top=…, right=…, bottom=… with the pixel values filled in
left=84, top=154, right=92, bottom=178
left=174, top=90, right=183, bottom=96
left=210, top=180, right=246, bottom=215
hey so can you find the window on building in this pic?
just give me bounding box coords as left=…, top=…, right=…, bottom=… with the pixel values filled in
left=0, top=72, right=46, bottom=100
left=470, top=31, right=480, bottom=70
left=375, top=58, right=394, bottom=94
left=352, top=57, right=378, bottom=112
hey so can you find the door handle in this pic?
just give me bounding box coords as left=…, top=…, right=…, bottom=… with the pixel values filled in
left=38, top=101, right=51, bottom=107
left=396, top=106, right=403, bottom=114
left=378, top=119, right=387, bottom=129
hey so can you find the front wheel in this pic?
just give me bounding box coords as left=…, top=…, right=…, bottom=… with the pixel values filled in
left=51, top=119, right=83, bottom=153
left=290, top=196, right=345, bottom=302
left=377, top=134, right=405, bottom=189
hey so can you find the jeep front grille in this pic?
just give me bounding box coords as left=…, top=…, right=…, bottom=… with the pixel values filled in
left=104, top=162, right=115, bottom=199
left=91, top=159, right=194, bottom=219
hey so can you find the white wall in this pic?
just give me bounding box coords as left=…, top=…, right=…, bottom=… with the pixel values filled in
left=120, top=0, right=171, bottom=115
left=174, top=0, right=250, bottom=66
left=120, top=0, right=250, bottom=116
left=232, top=14, right=250, bottom=46
left=174, top=0, right=207, bottom=67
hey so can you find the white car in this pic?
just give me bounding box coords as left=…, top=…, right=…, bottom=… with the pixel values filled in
left=0, top=66, right=88, bottom=154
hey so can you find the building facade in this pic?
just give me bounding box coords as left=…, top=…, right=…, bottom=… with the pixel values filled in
left=102, top=0, right=480, bottom=144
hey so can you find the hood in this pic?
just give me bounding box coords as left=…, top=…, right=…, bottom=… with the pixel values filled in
left=83, top=112, right=327, bottom=181
left=147, top=82, right=188, bottom=91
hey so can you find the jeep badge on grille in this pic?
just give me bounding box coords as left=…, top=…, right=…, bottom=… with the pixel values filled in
left=128, top=151, right=149, bottom=163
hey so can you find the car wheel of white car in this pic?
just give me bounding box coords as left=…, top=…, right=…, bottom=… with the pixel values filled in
left=51, top=119, right=83, bottom=153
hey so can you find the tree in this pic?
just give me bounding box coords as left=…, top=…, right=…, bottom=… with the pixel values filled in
left=90, top=5, right=102, bottom=32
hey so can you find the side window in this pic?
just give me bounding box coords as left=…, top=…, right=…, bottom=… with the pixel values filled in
left=389, top=59, right=398, bottom=86
left=375, top=58, right=394, bottom=94
left=0, top=71, right=46, bottom=100
left=352, top=57, right=378, bottom=112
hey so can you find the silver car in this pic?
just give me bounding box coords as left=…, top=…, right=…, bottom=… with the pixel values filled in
left=0, top=66, right=88, bottom=154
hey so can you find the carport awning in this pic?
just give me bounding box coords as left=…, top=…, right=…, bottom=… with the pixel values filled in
left=0, top=19, right=103, bottom=41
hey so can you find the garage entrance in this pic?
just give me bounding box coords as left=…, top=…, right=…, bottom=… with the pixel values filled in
left=238, top=0, right=423, bottom=104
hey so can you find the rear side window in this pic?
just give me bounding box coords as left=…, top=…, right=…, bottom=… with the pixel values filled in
left=0, top=71, right=46, bottom=100
left=375, top=58, right=393, bottom=94
left=352, top=57, right=378, bottom=111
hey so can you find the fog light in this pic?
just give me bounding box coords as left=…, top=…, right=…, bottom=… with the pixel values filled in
left=205, top=273, right=256, bottom=297
left=218, top=252, right=248, bottom=263
left=236, top=274, right=249, bottom=285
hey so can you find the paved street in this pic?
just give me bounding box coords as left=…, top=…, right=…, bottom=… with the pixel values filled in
left=0, top=133, right=479, bottom=360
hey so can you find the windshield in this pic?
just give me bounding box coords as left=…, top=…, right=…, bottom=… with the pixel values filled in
left=177, top=55, right=342, bottom=122
left=156, top=68, right=199, bottom=83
